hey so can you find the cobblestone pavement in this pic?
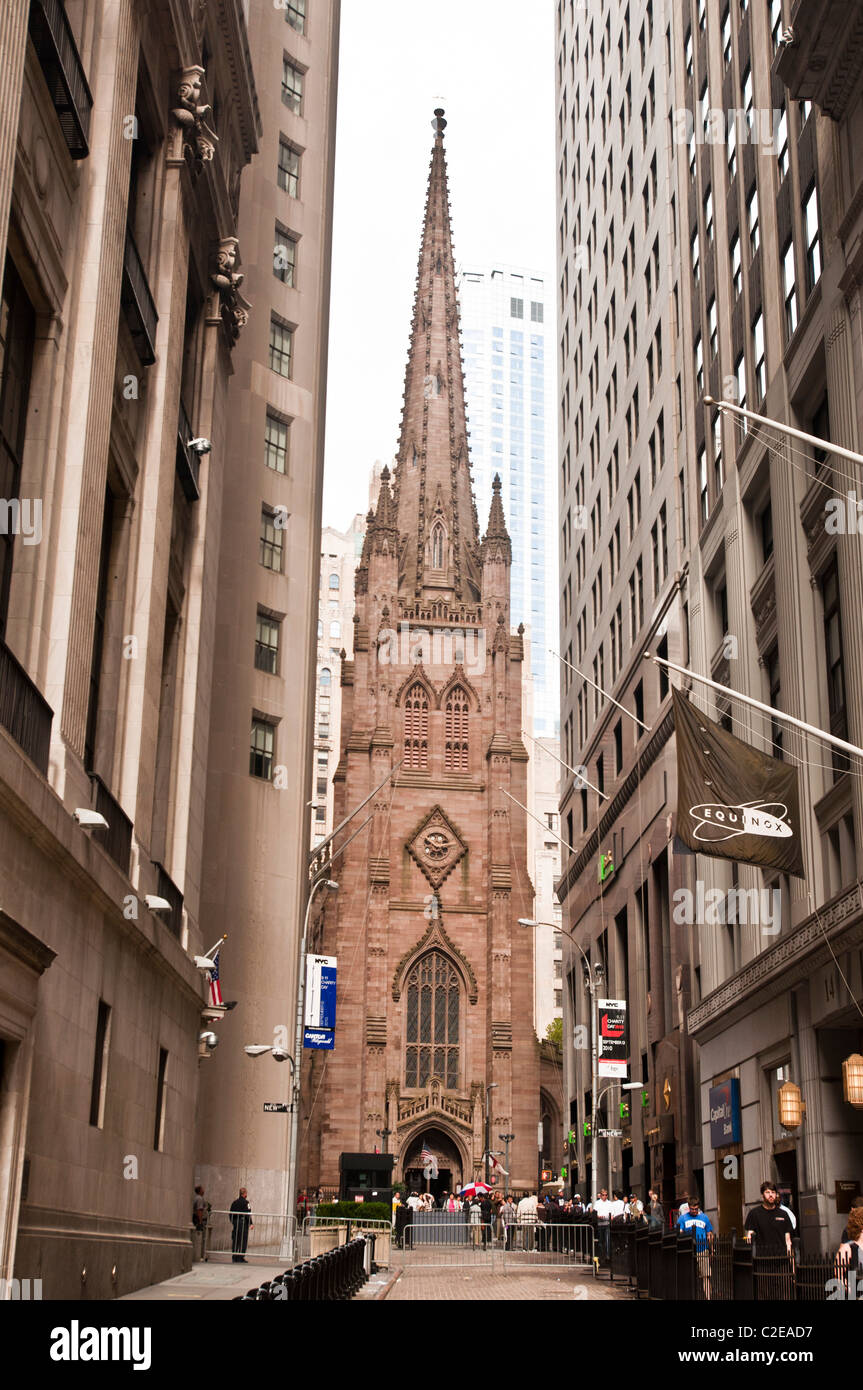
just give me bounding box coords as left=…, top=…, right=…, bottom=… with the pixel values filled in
left=385, top=1269, right=633, bottom=1301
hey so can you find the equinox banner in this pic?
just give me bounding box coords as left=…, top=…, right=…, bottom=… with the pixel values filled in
left=672, top=688, right=805, bottom=877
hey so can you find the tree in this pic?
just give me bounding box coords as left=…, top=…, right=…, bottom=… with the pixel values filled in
left=545, top=1017, right=563, bottom=1047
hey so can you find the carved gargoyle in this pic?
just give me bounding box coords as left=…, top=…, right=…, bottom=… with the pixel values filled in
left=209, top=237, right=252, bottom=345
left=171, top=66, right=219, bottom=174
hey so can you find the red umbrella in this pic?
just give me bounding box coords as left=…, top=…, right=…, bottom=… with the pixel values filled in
left=457, top=1182, right=493, bottom=1199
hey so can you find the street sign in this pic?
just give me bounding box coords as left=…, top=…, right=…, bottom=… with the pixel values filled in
left=263, top=1102, right=291, bottom=1113
left=597, top=1128, right=623, bottom=1138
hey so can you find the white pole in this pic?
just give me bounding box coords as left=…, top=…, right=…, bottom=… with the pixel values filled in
left=645, top=652, right=863, bottom=760
left=521, top=728, right=609, bottom=798
left=704, top=395, right=863, bottom=471
left=550, top=650, right=650, bottom=731
left=499, top=787, right=579, bottom=855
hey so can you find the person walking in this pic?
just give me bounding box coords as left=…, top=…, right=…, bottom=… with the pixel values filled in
left=647, top=1189, right=664, bottom=1231
left=677, top=1197, right=714, bottom=1296
left=230, top=1187, right=253, bottom=1263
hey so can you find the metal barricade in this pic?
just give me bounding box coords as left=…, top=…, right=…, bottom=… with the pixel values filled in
left=502, top=1220, right=596, bottom=1269
left=205, top=1210, right=294, bottom=1261
left=397, top=1214, right=495, bottom=1267
left=301, top=1217, right=394, bottom=1269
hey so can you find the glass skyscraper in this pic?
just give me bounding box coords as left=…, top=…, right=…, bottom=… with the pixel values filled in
left=458, top=264, right=558, bottom=737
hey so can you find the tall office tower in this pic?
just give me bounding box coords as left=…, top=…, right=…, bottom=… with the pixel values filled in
left=0, top=0, right=259, bottom=1297
left=196, top=0, right=340, bottom=1215
left=670, top=0, right=863, bottom=1247
left=459, top=266, right=559, bottom=738
left=301, top=111, right=557, bottom=1197
left=555, top=0, right=701, bottom=1207
left=525, top=736, right=564, bottom=1039
left=312, top=515, right=365, bottom=849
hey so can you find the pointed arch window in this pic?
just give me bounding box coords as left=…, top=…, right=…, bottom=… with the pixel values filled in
left=445, top=686, right=469, bottom=772
left=405, top=952, right=460, bottom=1089
left=404, top=683, right=429, bottom=769
left=431, top=523, right=445, bottom=570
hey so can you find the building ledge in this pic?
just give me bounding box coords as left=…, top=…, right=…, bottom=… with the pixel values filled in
left=775, top=0, right=863, bottom=119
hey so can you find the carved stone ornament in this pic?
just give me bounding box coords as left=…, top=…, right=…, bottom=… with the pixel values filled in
left=210, top=237, right=252, bottom=344
left=406, top=805, right=467, bottom=889
left=171, top=66, right=219, bottom=175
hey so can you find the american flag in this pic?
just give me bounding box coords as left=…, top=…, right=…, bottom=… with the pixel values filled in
left=420, top=1143, right=438, bottom=1176
left=207, top=947, right=223, bottom=1007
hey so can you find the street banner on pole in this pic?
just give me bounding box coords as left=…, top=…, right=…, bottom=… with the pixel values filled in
left=598, top=998, right=628, bottom=1077
left=303, top=955, right=337, bottom=1049
left=672, top=687, right=805, bottom=877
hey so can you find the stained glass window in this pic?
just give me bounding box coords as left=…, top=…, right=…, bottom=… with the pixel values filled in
left=405, top=953, right=460, bottom=1089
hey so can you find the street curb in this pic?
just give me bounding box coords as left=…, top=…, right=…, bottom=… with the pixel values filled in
left=373, top=1269, right=403, bottom=1300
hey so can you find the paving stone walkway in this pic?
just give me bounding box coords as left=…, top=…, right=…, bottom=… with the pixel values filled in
left=385, top=1268, right=633, bottom=1301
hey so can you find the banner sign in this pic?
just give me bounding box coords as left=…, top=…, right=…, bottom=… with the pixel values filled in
left=303, top=954, right=336, bottom=1049
left=709, top=1078, right=742, bottom=1149
left=597, top=998, right=628, bottom=1078
left=673, top=688, right=805, bottom=877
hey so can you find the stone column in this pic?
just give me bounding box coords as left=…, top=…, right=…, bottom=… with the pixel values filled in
left=0, top=1, right=28, bottom=277
left=824, top=303, right=863, bottom=874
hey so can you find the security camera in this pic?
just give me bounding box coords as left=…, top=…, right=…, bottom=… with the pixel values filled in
left=73, top=808, right=110, bottom=829
left=144, top=895, right=172, bottom=913
left=187, top=437, right=212, bottom=455
left=272, top=1046, right=291, bottom=1063
left=198, top=1030, right=219, bottom=1050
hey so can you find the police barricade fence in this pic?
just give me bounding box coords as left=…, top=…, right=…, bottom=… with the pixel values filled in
left=300, top=1216, right=393, bottom=1269
left=629, top=1227, right=859, bottom=1301
left=391, top=1212, right=596, bottom=1271
left=204, top=1211, right=296, bottom=1262
left=233, top=1237, right=370, bottom=1301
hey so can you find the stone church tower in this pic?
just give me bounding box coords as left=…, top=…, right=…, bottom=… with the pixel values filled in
left=303, top=112, right=539, bottom=1195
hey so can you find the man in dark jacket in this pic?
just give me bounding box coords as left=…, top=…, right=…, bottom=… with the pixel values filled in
left=230, top=1187, right=253, bottom=1263
left=480, top=1195, right=493, bottom=1248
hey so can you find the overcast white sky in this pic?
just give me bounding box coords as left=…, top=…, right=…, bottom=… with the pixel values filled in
left=322, top=0, right=557, bottom=531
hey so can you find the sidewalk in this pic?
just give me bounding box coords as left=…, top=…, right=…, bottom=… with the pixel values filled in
left=385, top=1269, right=634, bottom=1301
left=120, top=1260, right=288, bottom=1301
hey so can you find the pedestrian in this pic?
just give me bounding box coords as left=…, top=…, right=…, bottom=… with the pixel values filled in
left=592, top=1187, right=613, bottom=1262
left=626, top=1192, right=645, bottom=1224
left=840, top=1194, right=863, bottom=1244
left=192, top=1185, right=209, bottom=1262
left=517, top=1190, right=539, bottom=1252
left=677, top=1190, right=690, bottom=1219
left=647, top=1189, right=664, bottom=1231
left=480, top=1192, right=493, bottom=1248
left=407, top=1190, right=422, bottom=1212
left=610, top=1189, right=626, bottom=1220
left=230, top=1187, right=253, bottom=1263
left=677, top=1197, right=713, bottom=1297
left=469, top=1196, right=483, bottom=1248
left=838, top=1205, right=863, bottom=1274
left=744, top=1181, right=793, bottom=1254
left=500, top=1194, right=516, bottom=1249
left=446, top=1192, right=458, bottom=1213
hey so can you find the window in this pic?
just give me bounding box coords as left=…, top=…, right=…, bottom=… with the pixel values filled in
left=727, top=117, right=737, bottom=180
left=804, top=184, right=822, bottom=289
left=685, top=28, right=693, bottom=77
left=753, top=312, right=766, bottom=400
left=265, top=411, right=289, bottom=473
left=89, top=1000, right=112, bottom=1128
left=731, top=234, right=742, bottom=297
left=782, top=240, right=798, bottom=336
left=0, top=260, right=35, bottom=639
left=695, top=334, right=703, bottom=392
left=404, top=683, right=429, bottom=770
left=285, top=0, right=306, bottom=33
left=445, top=687, right=469, bottom=772
left=722, top=7, right=731, bottom=64
left=255, top=612, right=280, bottom=674
left=511, top=298, right=524, bottom=318
left=531, top=301, right=544, bottom=322
left=250, top=718, right=275, bottom=779
left=278, top=139, right=300, bottom=196
left=713, top=412, right=724, bottom=492
left=699, top=446, right=709, bottom=524
left=328, top=572, right=339, bottom=589
left=431, top=522, right=445, bottom=569
left=154, top=1048, right=168, bottom=1152
left=741, top=65, right=753, bottom=132
left=704, top=189, right=714, bottom=243
left=822, top=557, right=846, bottom=742
left=776, top=107, right=788, bottom=180
left=329, top=620, right=340, bottom=639
left=708, top=297, right=718, bottom=357
left=735, top=352, right=747, bottom=414
left=282, top=58, right=304, bottom=113
left=691, top=228, right=700, bottom=282
left=770, top=0, right=782, bottom=48
left=405, top=952, right=460, bottom=1089
left=269, top=316, right=293, bottom=378
left=747, top=186, right=759, bottom=256
left=274, top=226, right=297, bottom=286
left=260, top=506, right=284, bottom=571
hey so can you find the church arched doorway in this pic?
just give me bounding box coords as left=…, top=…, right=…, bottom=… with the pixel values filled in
left=401, top=1126, right=464, bottom=1202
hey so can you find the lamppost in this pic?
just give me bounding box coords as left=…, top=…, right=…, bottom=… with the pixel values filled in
left=499, top=1132, right=515, bottom=1199
left=519, top=918, right=603, bottom=1205
left=284, top=876, right=339, bottom=1260
left=485, top=1083, right=498, bottom=1184
left=594, top=1079, right=645, bottom=1194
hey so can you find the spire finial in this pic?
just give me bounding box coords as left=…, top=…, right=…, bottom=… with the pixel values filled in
left=433, top=107, right=447, bottom=136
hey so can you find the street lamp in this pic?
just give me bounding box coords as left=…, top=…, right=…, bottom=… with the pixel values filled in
left=485, top=1084, right=498, bottom=1185
left=498, top=1132, right=515, bottom=1199
left=519, top=918, right=603, bottom=1206
left=284, top=877, right=338, bottom=1261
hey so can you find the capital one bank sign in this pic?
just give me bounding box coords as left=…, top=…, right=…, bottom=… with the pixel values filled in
left=709, top=1078, right=741, bottom=1149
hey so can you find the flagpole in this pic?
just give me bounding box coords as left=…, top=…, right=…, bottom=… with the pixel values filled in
left=550, top=649, right=650, bottom=731
left=645, top=652, right=863, bottom=761
left=704, top=395, right=863, bottom=471
left=521, top=728, right=609, bottom=800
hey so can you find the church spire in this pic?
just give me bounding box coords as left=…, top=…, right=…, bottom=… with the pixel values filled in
left=391, top=110, right=481, bottom=604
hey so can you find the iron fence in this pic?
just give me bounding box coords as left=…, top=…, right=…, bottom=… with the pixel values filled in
left=618, top=1225, right=860, bottom=1301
